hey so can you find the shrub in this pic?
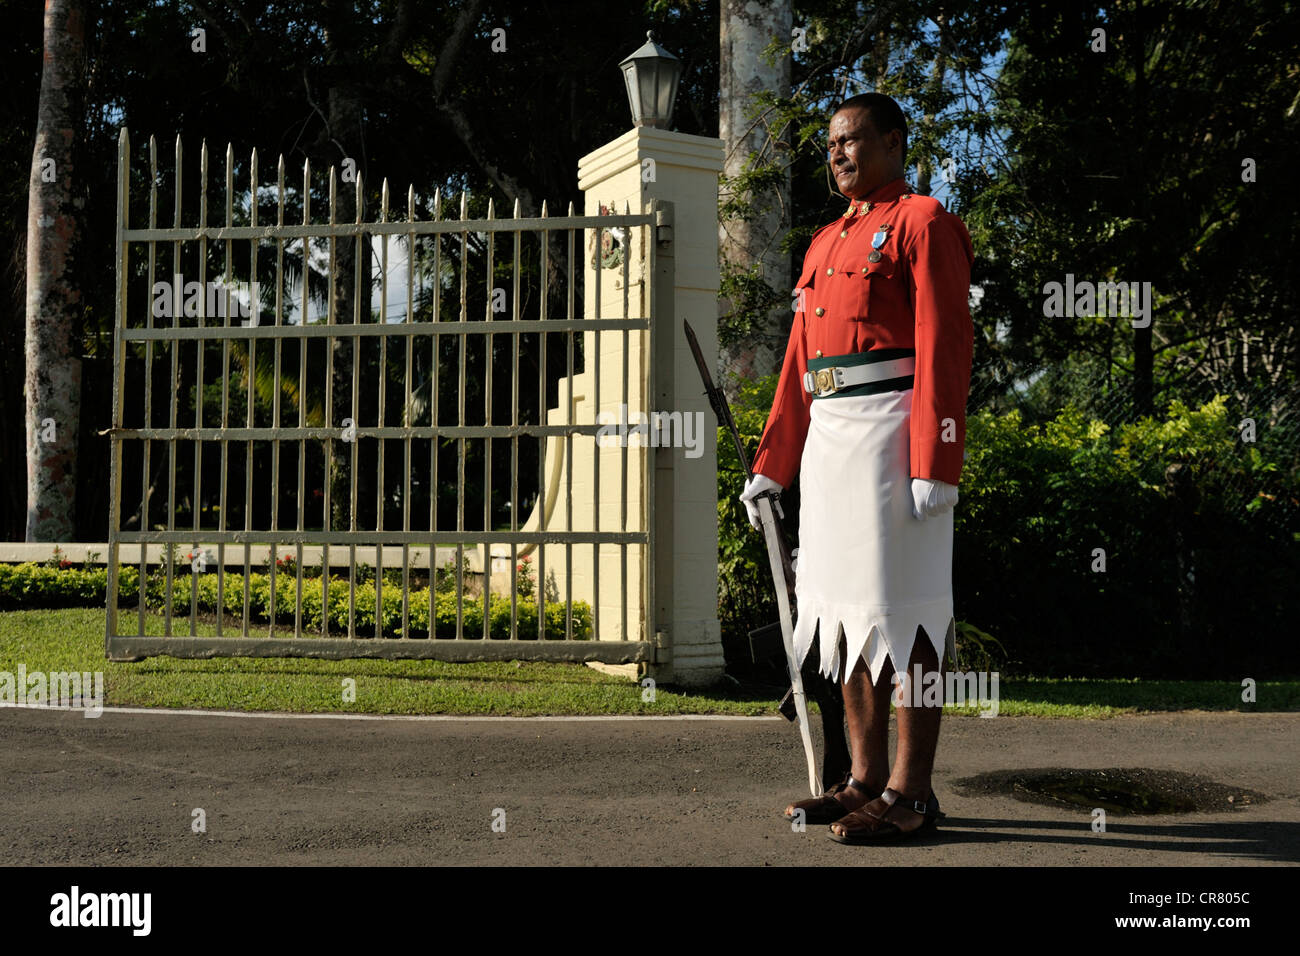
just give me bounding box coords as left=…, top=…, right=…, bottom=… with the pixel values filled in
left=717, top=380, right=1299, bottom=679
left=715, top=373, right=789, bottom=663
left=954, top=394, right=1298, bottom=677
left=0, top=563, right=136, bottom=610
left=0, top=562, right=591, bottom=641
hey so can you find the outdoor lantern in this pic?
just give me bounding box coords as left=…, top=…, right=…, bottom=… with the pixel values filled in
left=618, top=31, right=682, bottom=129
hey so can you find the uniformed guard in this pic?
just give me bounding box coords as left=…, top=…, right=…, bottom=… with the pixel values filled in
left=739, top=93, right=973, bottom=843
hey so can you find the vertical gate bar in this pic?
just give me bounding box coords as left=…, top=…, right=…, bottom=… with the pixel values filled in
left=137, top=134, right=158, bottom=638
left=620, top=202, right=631, bottom=642
left=456, top=190, right=467, bottom=639
left=191, top=140, right=208, bottom=636
left=107, top=128, right=130, bottom=652
left=348, top=171, right=363, bottom=639
left=510, top=198, right=520, bottom=639
left=163, top=141, right=179, bottom=634
left=592, top=209, right=602, bottom=644
left=323, top=165, right=337, bottom=639
left=402, top=184, right=414, bottom=639
left=642, top=211, right=654, bottom=643
left=244, top=147, right=259, bottom=635
left=269, top=155, right=286, bottom=637
left=429, top=188, right=441, bottom=639
left=376, top=179, right=389, bottom=642
left=295, top=158, right=310, bottom=638
left=216, top=142, right=234, bottom=636
left=536, top=201, right=548, bottom=642
left=482, top=197, right=494, bottom=643
left=647, top=199, right=672, bottom=650
left=165, top=136, right=182, bottom=637
left=565, top=203, right=574, bottom=642
left=643, top=202, right=656, bottom=648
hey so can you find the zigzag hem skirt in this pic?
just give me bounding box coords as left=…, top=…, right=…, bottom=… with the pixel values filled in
left=791, top=387, right=954, bottom=686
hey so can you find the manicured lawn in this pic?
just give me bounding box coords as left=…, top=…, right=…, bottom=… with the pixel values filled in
left=1, top=608, right=1295, bottom=717
left=0, top=608, right=775, bottom=716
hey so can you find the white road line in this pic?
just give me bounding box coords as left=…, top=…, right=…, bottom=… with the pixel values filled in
left=0, top=702, right=779, bottom=722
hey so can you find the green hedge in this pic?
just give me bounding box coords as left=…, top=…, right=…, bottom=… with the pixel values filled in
left=955, top=395, right=1297, bottom=677
left=0, top=563, right=590, bottom=641
left=716, top=374, right=790, bottom=654
left=717, top=383, right=1300, bottom=679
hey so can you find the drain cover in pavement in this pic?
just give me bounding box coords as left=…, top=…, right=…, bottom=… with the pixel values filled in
left=952, top=767, right=1267, bottom=815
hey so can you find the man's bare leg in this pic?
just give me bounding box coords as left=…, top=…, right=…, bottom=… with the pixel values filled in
left=829, top=626, right=944, bottom=837
left=783, top=629, right=889, bottom=817
left=839, top=643, right=892, bottom=803
left=889, top=626, right=944, bottom=798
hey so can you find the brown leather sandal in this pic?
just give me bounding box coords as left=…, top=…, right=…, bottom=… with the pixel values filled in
left=782, top=774, right=878, bottom=825
left=826, top=787, right=943, bottom=844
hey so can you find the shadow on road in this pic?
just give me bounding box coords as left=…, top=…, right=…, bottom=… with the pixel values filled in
left=930, top=817, right=1300, bottom=863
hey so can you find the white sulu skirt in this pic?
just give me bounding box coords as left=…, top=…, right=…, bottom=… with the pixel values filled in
left=791, top=387, right=955, bottom=686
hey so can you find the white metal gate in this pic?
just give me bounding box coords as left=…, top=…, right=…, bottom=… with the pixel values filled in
left=104, top=130, right=672, bottom=664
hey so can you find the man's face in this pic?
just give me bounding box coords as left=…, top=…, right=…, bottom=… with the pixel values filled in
left=827, top=107, right=903, bottom=200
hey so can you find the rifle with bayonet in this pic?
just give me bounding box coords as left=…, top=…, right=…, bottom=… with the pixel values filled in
left=683, top=319, right=823, bottom=797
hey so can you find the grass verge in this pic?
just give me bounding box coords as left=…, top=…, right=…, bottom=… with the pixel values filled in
left=1, top=609, right=1296, bottom=717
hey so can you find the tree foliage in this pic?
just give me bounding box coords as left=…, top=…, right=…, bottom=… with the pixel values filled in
left=962, top=0, right=1300, bottom=425
left=1, top=0, right=719, bottom=538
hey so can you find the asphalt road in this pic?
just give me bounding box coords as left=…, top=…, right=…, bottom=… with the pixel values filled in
left=1, top=707, right=1296, bottom=866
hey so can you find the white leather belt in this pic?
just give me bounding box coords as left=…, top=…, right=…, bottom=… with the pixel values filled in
left=802, top=356, right=916, bottom=396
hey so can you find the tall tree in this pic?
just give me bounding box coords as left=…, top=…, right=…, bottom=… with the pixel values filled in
left=322, top=0, right=369, bottom=533
left=0, top=0, right=44, bottom=540
left=24, top=0, right=87, bottom=541
left=964, top=0, right=1300, bottom=422
left=718, top=0, right=793, bottom=397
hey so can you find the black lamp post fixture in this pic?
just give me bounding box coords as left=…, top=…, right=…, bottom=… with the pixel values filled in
left=618, top=31, right=682, bottom=129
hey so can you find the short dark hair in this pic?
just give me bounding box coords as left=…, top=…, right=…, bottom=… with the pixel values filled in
left=832, top=93, right=907, bottom=157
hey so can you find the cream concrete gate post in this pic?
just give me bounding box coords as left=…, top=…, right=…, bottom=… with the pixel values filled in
left=576, top=128, right=726, bottom=687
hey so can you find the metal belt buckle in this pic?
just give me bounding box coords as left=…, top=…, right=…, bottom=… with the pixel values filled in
left=813, top=367, right=836, bottom=395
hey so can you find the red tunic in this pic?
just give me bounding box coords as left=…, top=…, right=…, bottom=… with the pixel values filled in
left=751, top=177, right=974, bottom=488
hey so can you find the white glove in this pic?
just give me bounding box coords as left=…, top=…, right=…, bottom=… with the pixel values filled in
left=739, top=474, right=784, bottom=530
left=910, top=477, right=959, bottom=520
